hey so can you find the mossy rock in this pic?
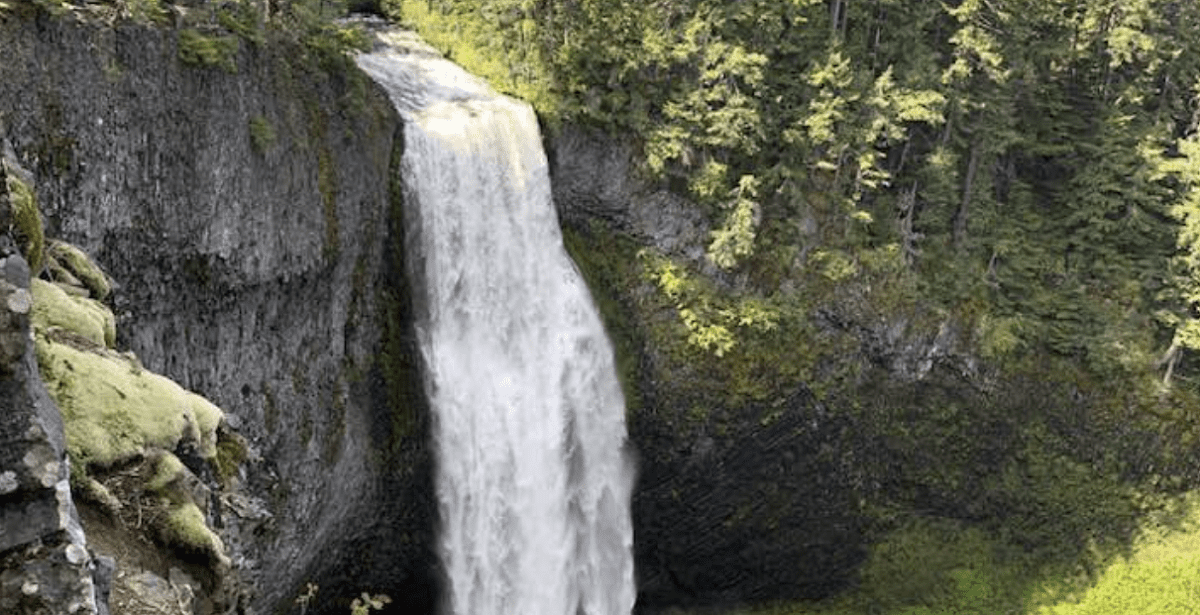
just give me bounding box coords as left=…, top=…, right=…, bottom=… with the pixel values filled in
left=159, top=501, right=230, bottom=567
left=46, top=254, right=87, bottom=292
left=147, top=450, right=187, bottom=493
left=3, top=169, right=45, bottom=273
left=30, top=278, right=116, bottom=347
left=214, top=431, right=249, bottom=487
left=36, top=335, right=224, bottom=468
left=47, top=240, right=111, bottom=300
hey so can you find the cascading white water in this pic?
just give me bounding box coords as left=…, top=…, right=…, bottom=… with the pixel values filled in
left=356, top=29, right=636, bottom=615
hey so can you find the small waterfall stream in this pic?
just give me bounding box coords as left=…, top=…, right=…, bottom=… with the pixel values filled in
left=357, top=30, right=636, bottom=615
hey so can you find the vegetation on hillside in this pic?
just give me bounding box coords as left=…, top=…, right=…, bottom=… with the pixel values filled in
left=19, top=0, right=370, bottom=72
left=392, top=0, right=1200, bottom=611
left=391, top=0, right=1200, bottom=387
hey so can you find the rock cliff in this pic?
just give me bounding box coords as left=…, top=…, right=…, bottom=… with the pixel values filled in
left=1, top=195, right=107, bottom=615
left=0, top=6, right=435, bottom=614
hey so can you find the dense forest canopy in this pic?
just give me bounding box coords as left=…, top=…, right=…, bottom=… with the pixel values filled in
left=390, top=0, right=1200, bottom=394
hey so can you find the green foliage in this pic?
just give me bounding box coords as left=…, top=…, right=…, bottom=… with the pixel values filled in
left=708, top=175, right=761, bottom=269
left=350, top=593, right=391, bottom=615
left=178, top=29, right=240, bottom=73
left=191, top=0, right=368, bottom=71
left=856, top=518, right=1031, bottom=615
left=298, top=15, right=370, bottom=72
left=120, top=0, right=168, bottom=24
left=386, top=0, right=557, bottom=114
left=974, top=314, right=1026, bottom=360
left=392, top=0, right=1200, bottom=389
left=216, top=0, right=265, bottom=46
left=1035, top=494, right=1200, bottom=615
left=641, top=249, right=778, bottom=358
left=662, top=494, right=1200, bottom=615
left=249, top=115, right=277, bottom=154
left=808, top=249, right=858, bottom=283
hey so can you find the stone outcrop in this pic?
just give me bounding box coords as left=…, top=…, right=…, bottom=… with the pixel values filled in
left=2, top=154, right=107, bottom=614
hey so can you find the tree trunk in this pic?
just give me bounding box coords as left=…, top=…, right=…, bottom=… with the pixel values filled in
left=954, top=141, right=980, bottom=251
left=830, top=0, right=846, bottom=39
left=898, top=182, right=921, bottom=265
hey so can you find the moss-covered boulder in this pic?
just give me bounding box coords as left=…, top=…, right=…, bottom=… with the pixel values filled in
left=36, top=335, right=223, bottom=469
left=146, top=451, right=230, bottom=567
left=28, top=240, right=222, bottom=470
left=27, top=237, right=233, bottom=588
left=46, top=241, right=111, bottom=300
left=1, top=160, right=45, bottom=273
left=30, top=278, right=115, bottom=348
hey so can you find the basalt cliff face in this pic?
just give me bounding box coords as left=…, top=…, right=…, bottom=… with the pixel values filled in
left=0, top=9, right=435, bottom=615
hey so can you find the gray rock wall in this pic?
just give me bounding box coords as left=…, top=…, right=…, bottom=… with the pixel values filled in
left=0, top=223, right=105, bottom=615
left=0, top=10, right=435, bottom=614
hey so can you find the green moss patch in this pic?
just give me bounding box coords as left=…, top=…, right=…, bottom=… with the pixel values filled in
left=36, top=335, right=223, bottom=468
left=249, top=115, right=277, bottom=154
left=47, top=240, right=112, bottom=300
left=214, top=432, right=249, bottom=487
left=30, top=278, right=116, bottom=348
left=160, top=501, right=229, bottom=566
left=146, top=451, right=186, bottom=493
left=4, top=171, right=45, bottom=272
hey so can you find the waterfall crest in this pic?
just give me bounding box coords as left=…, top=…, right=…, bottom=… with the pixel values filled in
left=357, top=29, right=637, bottom=615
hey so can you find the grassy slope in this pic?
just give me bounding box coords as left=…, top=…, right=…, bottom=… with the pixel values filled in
left=690, top=495, right=1200, bottom=615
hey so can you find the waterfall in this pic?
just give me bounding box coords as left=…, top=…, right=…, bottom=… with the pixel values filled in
left=356, top=29, right=636, bottom=615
